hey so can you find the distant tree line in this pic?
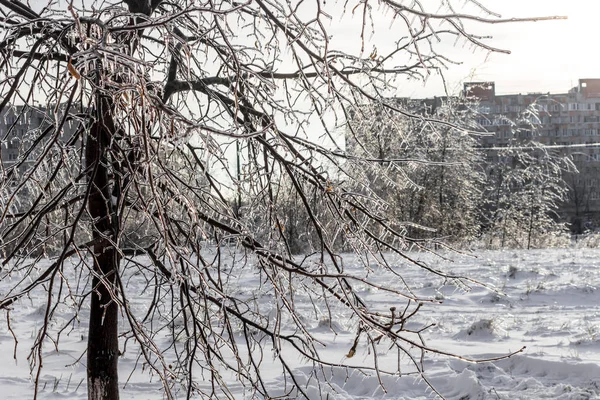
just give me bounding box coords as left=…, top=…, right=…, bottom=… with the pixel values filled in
left=265, top=98, right=575, bottom=253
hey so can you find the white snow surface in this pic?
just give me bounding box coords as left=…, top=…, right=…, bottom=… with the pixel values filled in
left=2, top=248, right=600, bottom=399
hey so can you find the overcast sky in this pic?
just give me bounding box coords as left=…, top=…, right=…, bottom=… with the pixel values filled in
left=331, top=0, right=597, bottom=98
left=456, top=0, right=597, bottom=96
left=28, top=0, right=596, bottom=99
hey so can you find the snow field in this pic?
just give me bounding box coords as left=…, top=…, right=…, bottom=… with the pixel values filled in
left=1, top=248, right=600, bottom=399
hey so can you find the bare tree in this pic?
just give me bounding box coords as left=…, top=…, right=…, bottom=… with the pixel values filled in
left=564, top=166, right=593, bottom=234
left=481, top=106, right=574, bottom=249
left=0, top=0, right=561, bottom=399
left=347, top=97, right=485, bottom=244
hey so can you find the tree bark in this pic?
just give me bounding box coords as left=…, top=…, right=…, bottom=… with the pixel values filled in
left=86, top=96, right=120, bottom=400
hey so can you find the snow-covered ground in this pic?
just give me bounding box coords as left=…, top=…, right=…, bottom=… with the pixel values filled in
left=2, top=248, right=600, bottom=399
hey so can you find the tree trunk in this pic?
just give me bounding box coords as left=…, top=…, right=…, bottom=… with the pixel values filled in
left=86, top=96, right=120, bottom=400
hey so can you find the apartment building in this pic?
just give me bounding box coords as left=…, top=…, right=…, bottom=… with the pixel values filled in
left=465, top=79, right=600, bottom=230
left=1, top=105, right=79, bottom=169
left=1, top=104, right=80, bottom=218
left=1, top=106, right=46, bottom=166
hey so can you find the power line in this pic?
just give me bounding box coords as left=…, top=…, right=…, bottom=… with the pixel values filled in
left=480, top=142, right=600, bottom=151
